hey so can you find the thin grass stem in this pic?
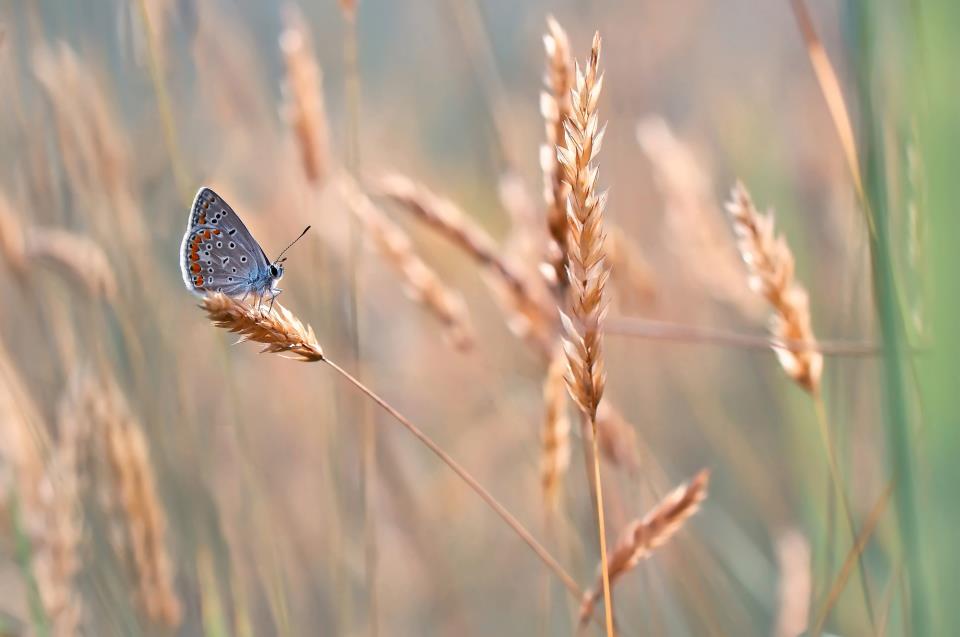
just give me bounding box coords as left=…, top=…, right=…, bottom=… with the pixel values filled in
left=134, top=0, right=190, bottom=204
left=320, top=357, right=586, bottom=603
left=811, top=394, right=877, bottom=632
left=812, top=478, right=893, bottom=635
left=606, top=316, right=889, bottom=357
left=589, top=419, right=615, bottom=637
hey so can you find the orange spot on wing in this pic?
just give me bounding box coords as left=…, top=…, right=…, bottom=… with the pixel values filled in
left=190, top=252, right=199, bottom=261
left=191, top=263, right=201, bottom=273
left=198, top=215, right=206, bottom=224
left=203, top=230, right=212, bottom=239
left=213, top=229, right=221, bottom=236
left=195, top=275, right=204, bottom=287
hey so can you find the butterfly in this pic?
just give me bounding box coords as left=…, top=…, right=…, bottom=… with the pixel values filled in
left=180, top=187, right=309, bottom=308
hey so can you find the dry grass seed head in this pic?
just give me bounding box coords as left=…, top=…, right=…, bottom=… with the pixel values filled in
left=379, top=173, right=554, bottom=353
left=0, top=348, right=83, bottom=636
left=579, top=469, right=710, bottom=624
left=540, top=16, right=573, bottom=291
left=202, top=293, right=325, bottom=362
left=605, top=225, right=656, bottom=311
left=558, top=32, right=609, bottom=421
left=25, top=227, right=118, bottom=300
left=726, top=181, right=822, bottom=393
left=28, top=377, right=94, bottom=637
left=495, top=175, right=558, bottom=353
left=280, top=5, right=330, bottom=187
left=540, top=350, right=571, bottom=512
left=33, top=45, right=147, bottom=253
left=636, top=116, right=761, bottom=317
left=339, top=176, right=475, bottom=351
left=89, top=379, right=181, bottom=626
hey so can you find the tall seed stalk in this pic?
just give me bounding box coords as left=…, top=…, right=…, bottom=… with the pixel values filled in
left=726, top=182, right=876, bottom=628
left=556, top=33, right=615, bottom=637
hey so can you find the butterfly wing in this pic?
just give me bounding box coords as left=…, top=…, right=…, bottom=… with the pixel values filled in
left=180, top=187, right=272, bottom=296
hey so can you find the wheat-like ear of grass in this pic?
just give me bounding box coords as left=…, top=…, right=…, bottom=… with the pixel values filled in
left=540, top=16, right=573, bottom=293
left=202, top=293, right=325, bottom=361
left=0, top=341, right=83, bottom=636
left=89, top=378, right=181, bottom=627
left=636, top=117, right=761, bottom=317
left=558, top=33, right=608, bottom=421
left=540, top=349, right=571, bottom=513
left=578, top=469, right=710, bottom=625
left=726, top=181, right=823, bottom=394
left=378, top=172, right=554, bottom=354
left=727, top=182, right=877, bottom=624
left=605, top=225, right=656, bottom=310
left=338, top=176, right=475, bottom=351
left=280, top=4, right=330, bottom=188
left=557, top=32, right=617, bottom=637
left=25, top=227, right=118, bottom=300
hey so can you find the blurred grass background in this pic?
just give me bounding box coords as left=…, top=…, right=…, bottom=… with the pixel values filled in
left=0, top=0, right=955, bottom=635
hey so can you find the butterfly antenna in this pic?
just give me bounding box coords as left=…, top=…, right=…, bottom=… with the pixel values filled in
left=275, top=225, right=311, bottom=263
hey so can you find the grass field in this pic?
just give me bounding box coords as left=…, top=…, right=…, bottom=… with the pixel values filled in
left=0, top=1, right=956, bottom=635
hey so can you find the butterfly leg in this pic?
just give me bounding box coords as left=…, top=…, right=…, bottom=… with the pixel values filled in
left=268, top=289, right=280, bottom=313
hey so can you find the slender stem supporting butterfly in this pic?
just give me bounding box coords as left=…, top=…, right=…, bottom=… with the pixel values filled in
left=180, top=187, right=309, bottom=310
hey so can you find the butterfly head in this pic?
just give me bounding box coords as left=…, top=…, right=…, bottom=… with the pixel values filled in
left=269, top=263, right=284, bottom=280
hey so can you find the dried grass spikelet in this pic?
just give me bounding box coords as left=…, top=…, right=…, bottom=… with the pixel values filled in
left=89, top=379, right=181, bottom=627
left=33, top=44, right=127, bottom=200
left=498, top=172, right=543, bottom=266
left=24, top=227, right=118, bottom=300
left=29, top=381, right=90, bottom=637
left=774, top=529, right=811, bottom=637
left=540, top=16, right=574, bottom=292
left=280, top=4, right=330, bottom=187
left=0, top=344, right=81, bottom=636
left=0, top=192, right=27, bottom=276
left=339, top=176, right=475, bottom=350
left=202, top=293, right=325, bottom=362
left=579, top=469, right=710, bottom=624
left=379, top=173, right=554, bottom=351
left=605, top=225, right=656, bottom=311
left=636, top=116, right=760, bottom=317
left=594, top=402, right=640, bottom=473
left=33, top=45, right=145, bottom=242
left=726, top=182, right=823, bottom=393
left=557, top=33, right=609, bottom=421
left=0, top=339, right=49, bottom=493
left=494, top=175, right=559, bottom=353
left=540, top=350, right=570, bottom=513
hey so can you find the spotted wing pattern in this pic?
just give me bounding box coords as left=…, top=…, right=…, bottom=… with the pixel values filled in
left=180, top=188, right=272, bottom=296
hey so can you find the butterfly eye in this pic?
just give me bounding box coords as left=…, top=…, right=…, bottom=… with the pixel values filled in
left=269, top=265, right=278, bottom=277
